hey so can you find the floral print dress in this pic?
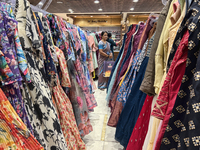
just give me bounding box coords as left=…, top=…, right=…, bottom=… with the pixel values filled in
left=15, top=0, right=67, bottom=149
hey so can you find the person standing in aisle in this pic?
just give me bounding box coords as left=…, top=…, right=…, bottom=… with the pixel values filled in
left=107, top=32, right=122, bottom=60
left=98, top=31, right=112, bottom=90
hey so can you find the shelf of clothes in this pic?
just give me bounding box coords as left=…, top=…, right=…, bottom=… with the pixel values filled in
left=106, top=0, right=200, bottom=149
left=0, top=0, right=101, bottom=149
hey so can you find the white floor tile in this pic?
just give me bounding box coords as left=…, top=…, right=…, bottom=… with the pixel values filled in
left=84, top=139, right=104, bottom=150
left=83, top=114, right=104, bottom=141
left=105, top=126, right=117, bottom=142
left=104, top=141, right=124, bottom=150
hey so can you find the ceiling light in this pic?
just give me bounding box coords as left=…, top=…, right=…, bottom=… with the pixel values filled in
left=98, top=8, right=102, bottom=11
left=70, top=11, right=74, bottom=13
left=91, top=16, right=93, bottom=17
left=57, top=1, right=63, bottom=3
left=94, top=0, right=99, bottom=4
left=68, top=9, right=72, bottom=11
left=130, top=8, right=134, bottom=11
left=74, top=16, right=77, bottom=17
left=133, top=15, right=135, bottom=16
left=133, top=0, right=138, bottom=2
left=107, top=16, right=109, bottom=17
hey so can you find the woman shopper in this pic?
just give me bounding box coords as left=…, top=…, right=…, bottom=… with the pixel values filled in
left=98, top=31, right=112, bottom=90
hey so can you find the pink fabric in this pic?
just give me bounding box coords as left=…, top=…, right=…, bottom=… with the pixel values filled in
left=153, top=30, right=189, bottom=150
left=153, top=120, right=163, bottom=150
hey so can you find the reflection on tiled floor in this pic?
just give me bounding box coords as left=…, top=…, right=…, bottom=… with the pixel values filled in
left=82, top=81, right=124, bottom=150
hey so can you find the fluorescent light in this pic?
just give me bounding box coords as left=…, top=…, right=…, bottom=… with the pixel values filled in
left=57, top=1, right=63, bottom=3
left=94, top=0, right=99, bottom=3
left=91, top=16, right=93, bottom=17
left=130, top=8, right=134, bottom=11
left=98, top=8, right=102, bottom=11
left=133, top=0, right=138, bottom=2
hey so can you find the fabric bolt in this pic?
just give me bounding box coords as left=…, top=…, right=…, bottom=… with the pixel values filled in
left=15, top=0, right=68, bottom=149
left=153, top=30, right=189, bottom=150
left=140, top=0, right=172, bottom=96
left=159, top=1, right=200, bottom=149
left=115, top=54, right=150, bottom=148
left=126, top=95, right=154, bottom=150
left=0, top=89, right=44, bottom=150
left=154, top=0, right=177, bottom=95
left=98, top=41, right=111, bottom=89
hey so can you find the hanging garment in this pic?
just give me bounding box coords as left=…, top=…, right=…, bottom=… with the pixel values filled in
left=0, top=89, right=43, bottom=150
left=159, top=1, right=200, bottom=149
left=154, top=0, right=178, bottom=95
left=140, top=0, right=173, bottom=96
left=107, top=24, right=138, bottom=100
left=15, top=0, right=67, bottom=149
left=115, top=52, right=151, bottom=148
left=106, top=25, right=136, bottom=101
left=0, top=11, right=33, bottom=134
left=153, top=30, right=189, bottom=150
left=97, top=41, right=111, bottom=89
left=126, top=95, right=154, bottom=150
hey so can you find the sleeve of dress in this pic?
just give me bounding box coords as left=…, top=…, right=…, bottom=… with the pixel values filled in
left=14, top=28, right=31, bottom=82
left=110, top=39, right=117, bottom=46
left=55, top=46, right=71, bottom=88
left=98, top=41, right=104, bottom=50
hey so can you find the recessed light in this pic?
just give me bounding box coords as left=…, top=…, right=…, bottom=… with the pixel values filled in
left=91, top=16, right=93, bottom=17
left=98, top=8, right=102, bottom=11
left=74, top=16, right=77, bottom=17
left=94, top=0, right=99, bottom=4
left=133, top=0, right=138, bottom=2
left=70, top=11, right=74, bottom=13
left=133, top=15, right=135, bottom=16
left=68, top=9, right=72, bottom=11
left=57, top=1, right=63, bottom=3
left=130, top=8, right=134, bottom=11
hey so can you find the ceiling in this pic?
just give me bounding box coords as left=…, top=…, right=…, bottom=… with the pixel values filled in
left=29, top=0, right=164, bottom=13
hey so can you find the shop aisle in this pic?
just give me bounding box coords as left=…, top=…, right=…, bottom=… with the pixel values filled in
left=82, top=81, right=124, bottom=150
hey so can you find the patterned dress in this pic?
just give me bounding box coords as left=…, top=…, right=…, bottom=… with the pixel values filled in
left=15, top=0, right=67, bottom=149
left=0, top=89, right=43, bottom=150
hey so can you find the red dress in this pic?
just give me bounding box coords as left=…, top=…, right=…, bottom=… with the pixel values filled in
left=126, top=95, right=153, bottom=150
left=151, top=30, right=189, bottom=150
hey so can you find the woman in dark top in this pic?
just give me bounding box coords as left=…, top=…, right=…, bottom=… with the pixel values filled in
left=107, top=33, right=122, bottom=59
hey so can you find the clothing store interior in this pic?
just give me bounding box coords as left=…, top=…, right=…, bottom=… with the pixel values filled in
left=0, top=0, right=198, bottom=149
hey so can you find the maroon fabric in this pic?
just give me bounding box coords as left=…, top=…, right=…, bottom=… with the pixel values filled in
left=153, top=30, right=189, bottom=150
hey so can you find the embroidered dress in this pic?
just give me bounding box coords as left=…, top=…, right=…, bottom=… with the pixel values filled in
left=159, top=1, right=200, bottom=149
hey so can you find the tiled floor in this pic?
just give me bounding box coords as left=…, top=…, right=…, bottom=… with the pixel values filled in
left=82, top=81, right=124, bottom=150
